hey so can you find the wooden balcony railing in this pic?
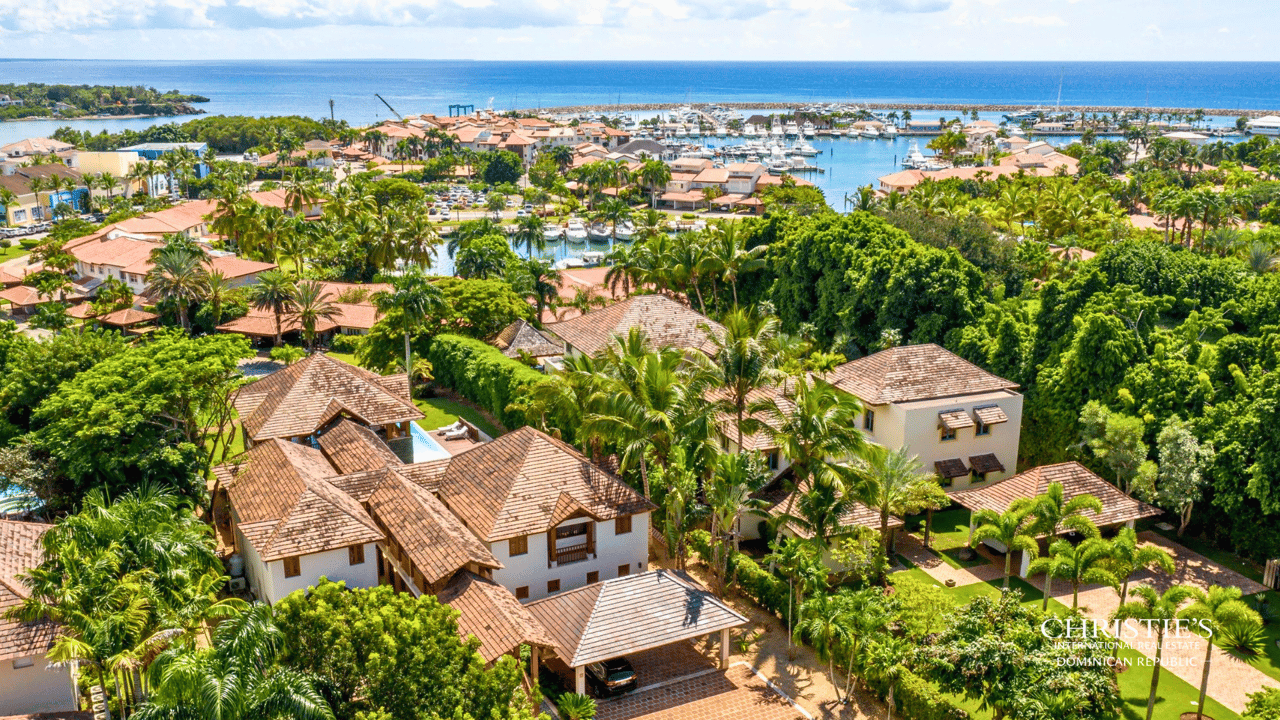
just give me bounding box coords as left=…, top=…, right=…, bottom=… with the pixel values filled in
left=554, top=542, right=591, bottom=566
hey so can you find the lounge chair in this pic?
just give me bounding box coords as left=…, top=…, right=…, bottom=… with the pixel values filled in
left=436, top=421, right=465, bottom=435
left=442, top=426, right=470, bottom=441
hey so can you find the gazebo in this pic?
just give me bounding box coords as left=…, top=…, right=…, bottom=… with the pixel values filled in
left=950, top=462, right=1161, bottom=577
left=525, top=570, right=747, bottom=694
left=97, top=307, right=159, bottom=335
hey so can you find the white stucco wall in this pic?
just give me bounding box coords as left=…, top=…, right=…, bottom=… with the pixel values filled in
left=893, top=390, right=1023, bottom=492
left=489, top=513, right=650, bottom=602
left=263, top=543, right=379, bottom=604
left=0, top=655, right=77, bottom=716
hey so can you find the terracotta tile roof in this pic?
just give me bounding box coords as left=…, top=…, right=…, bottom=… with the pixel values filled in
left=436, top=426, right=654, bottom=542
left=0, top=285, right=87, bottom=308
left=226, top=439, right=383, bottom=560
left=829, top=344, right=1019, bottom=405
left=234, top=354, right=421, bottom=443
left=935, top=459, right=968, bottom=479
left=968, top=453, right=1005, bottom=475
left=494, top=319, right=564, bottom=359
left=950, top=462, right=1162, bottom=528
left=97, top=307, right=157, bottom=327
left=525, top=570, right=747, bottom=667
left=366, top=472, right=500, bottom=587
left=318, top=419, right=402, bottom=474
left=0, top=520, right=59, bottom=662
left=394, top=459, right=452, bottom=492
left=545, top=295, right=724, bottom=357
left=439, top=571, right=555, bottom=663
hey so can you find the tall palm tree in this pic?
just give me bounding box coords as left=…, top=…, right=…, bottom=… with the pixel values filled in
left=248, top=270, right=297, bottom=347
left=701, top=221, right=767, bottom=307
left=1028, top=537, right=1117, bottom=611
left=594, top=197, right=633, bottom=242
left=513, top=214, right=547, bottom=257
left=851, top=444, right=947, bottom=559
left=523, top=258, right=561, bottom=325
left=705, top=308, right=783, bottom=451
left=794, top=594, right=853, bottom=703
left=638, top=159, right=672, bottom=209
left=970, top=505, right=1039, bottom=589
left=704, top=452, right=768, bottom=594
left=1026, top=482, right=1103, bottom=610
left=291, top=280, right=341, bottom=351
left=26, top=176, right=46, bottom=221
left=745, top=376, right=867, bottom=550
left=146, top=245, right=211, bottom=332
left=1105, top=527, right=1175, bottom=614
left=1113, top=585, right=1197, bottom=720
left=1180, top=586, right=1263, bottom=720
left=284, top=177, right=322, bottom=217
left=373, top=268, right=444, bottom=394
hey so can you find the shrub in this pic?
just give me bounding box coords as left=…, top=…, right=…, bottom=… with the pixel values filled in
left=864, top=668, right=969, bottom=720
left=330, top=333, right=364, bottom=354
left=425, top=334, right=552, bottom=429
left=1246, top=687, right=1280, bottom=720
left=556, top=693, right=596, bottom=720
left=270, top=345, right=306, bottom=365
left=20, top=237, right=41, bottom=249
left=0, top=238, right=10, bottom=249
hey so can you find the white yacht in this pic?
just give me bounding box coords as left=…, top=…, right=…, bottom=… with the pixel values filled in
left=614, top=221, right=635, bottom=241
left=565, top=220, right=588, bottom=243
left=587, top=222, right=610, bottom=242
left=784, top=121, right=800, bottom=137
left=801, top=121, right=816, bottom=138
left=543, top=224, right=564, bottom=241
left=791, top=140, right=819, bottom=156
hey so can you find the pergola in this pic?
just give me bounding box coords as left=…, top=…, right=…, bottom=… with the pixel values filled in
left=950, top=461, right=1162, bottom=576
left=524, top=570, right=748, bottom=694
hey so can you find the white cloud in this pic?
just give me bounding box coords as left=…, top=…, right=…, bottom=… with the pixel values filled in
left=1002, top=14, right=1065, bottom=26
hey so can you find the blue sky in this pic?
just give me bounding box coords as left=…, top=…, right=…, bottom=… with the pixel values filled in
left=0, top=0, right=1274, bottom=60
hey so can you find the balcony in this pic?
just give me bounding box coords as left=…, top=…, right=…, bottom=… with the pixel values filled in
left=554, top=542, right=591, bottom=566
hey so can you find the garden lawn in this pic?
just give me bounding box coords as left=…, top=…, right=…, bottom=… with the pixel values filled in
left=1249, top=590, right=1280, bottom=685
left=415, top=397, right=502, bottom=438
left=905, top=507, right=988, bottom=569
left=325, top=350, right=360, bottom=367
left=0, top=246, right=30, bottom=263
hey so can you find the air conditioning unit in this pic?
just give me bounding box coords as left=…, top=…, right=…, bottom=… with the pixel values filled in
left=229, top=577, right=248, bottom=593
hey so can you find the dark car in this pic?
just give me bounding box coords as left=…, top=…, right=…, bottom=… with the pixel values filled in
left=585, top=657, right=637, bottom=697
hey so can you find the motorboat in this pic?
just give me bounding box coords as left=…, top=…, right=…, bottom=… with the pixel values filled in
left=882, top=125, right=898, bottom=138
left=587, top=222, right=611, bottom=242
left=614, top=221, right=635, bottom=241
left=862, top=127, right=881, bottom=139
left=565, top=221, right=588, bottom=243
left=543, top=224, right=565, bottom=241
left=801, top=121, right=816, bottom=138
left=791, top=141, right=819, bottom=156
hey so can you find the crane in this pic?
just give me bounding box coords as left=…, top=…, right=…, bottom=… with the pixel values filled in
left=375, top=94, right=403, bottom=120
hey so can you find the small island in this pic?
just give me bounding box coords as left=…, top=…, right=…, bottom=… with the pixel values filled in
left=0, top=83, right=209, bottom=121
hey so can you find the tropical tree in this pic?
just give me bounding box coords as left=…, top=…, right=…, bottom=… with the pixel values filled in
left=865, top=636, right=912, bottom=720
left=523, top=258, right=561, bottom=324
left=145, top=245, right=210, bottom=332
left=851, top=445, right=948, bottom=560
left=291, top=280, right=340, bottom=350
left=247, top=270, right=297, bottom=347
left=795, top=593, right=854, bottom=702
left=701, top=221, right=767, bottom=307
left=637, top=159, right=672, bottom=209
left=970, top=505, right=1039, bottom=588
left=1113, top=585, right=1197, bottom=720
left=1028, top=537, right=1117, bottom=611
left=512, top=214, right=546, bottom=257
left=1181, top=586, right=1263, bottom=720
left=706, top=308, right=783, bottom=451
left=1104, top=526, right=1175, bottom=615
left=704, top=452, right=768, bottom=594
left=373, top=268, right=444, bottom=395
left=1026, top=482, right=1103, bottom=610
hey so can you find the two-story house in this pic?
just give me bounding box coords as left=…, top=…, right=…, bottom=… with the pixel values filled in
left=827, top=344, right=1022, bottom=491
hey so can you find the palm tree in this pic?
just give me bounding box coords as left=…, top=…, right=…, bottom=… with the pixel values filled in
left=1028, top=537, right=1117, bottom=611
left=524, top=258, right=561, bottom=324
left=284, top=177, right=322, bottom=217
left=373, top=268, right=444, bottom=394
left=1026, top=482, right=1103, bottom=610
left=27, top=176, right=46, bottom=221
left=970, top=505, right=1039, bottom=589
left=0, top=188, right=18, bottom=225
left=865, top=636, right=911, bottom=720
left=701, top=221, right=767, bottom=307
left=1113, top=585, right=1197, bottom=720
left=513, top=214, right=547, bottom=257
left=745, top=376, right=867, bottom=551
left=248, top=270, right=297, bottom=347
left=638, top=159, right=672, bottom=209
left=146, top=245, right=211, bottom=332
left=1105, top=526, right=1175, bottom=614
left=706, top=308, right=784, bottom=451
left=795, top=594, right=853, bottom=703
left=291, top=280, right=341, bottom=351
left=851, top=445, right=946, bottom=559
left=704, top=452, right=768, bottom=594
left=1247, top=241, right=1279, bottom=274
left=1180, top=586, right=1263, bottom=720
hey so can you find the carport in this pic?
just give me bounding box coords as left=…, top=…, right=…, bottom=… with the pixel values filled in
left=524, top=569, right=748, bottom=695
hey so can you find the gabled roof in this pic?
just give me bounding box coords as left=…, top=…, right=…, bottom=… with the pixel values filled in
left=525, top=570, right=747, bottom=667
left=829, top=344, right=1019, bottom=405
left=439, top=571, right=555, bottom=664
left=226, top=439, right=384, bottom=561
left=494, top=319, right=564, bottom=359
left=234, top=354, right=422, bottom=442
left=0, top=520, right=60, bottom=661
left=545, top=295, right=724, bottom=357
left=950, top=462, right=1161, bottom=528
left=318, top=419, right=403, bottom=474
left=365, top=471, right=500, bottom=587
left=436, top=426, right=654, bottom=542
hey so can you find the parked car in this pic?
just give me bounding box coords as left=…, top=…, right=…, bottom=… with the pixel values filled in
left=585, top=657, right=637, bottom=697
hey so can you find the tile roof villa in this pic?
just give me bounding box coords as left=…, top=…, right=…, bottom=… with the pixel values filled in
left=545, top=294, right=725, bottom=357
left=827, top=344, right=1019, bottom=404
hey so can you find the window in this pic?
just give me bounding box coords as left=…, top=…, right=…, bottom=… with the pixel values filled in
left=615, top=516, right=632, bottom=535
left=547, top=579, right=560, bottom=593
left=283, top=556, right=301, bottom=578
left=970, top=471, right=987, bottom=484
left=349, top=545, right=365, bottom=565
left=938, top=475, right=954, bottom=488
left=940, top=427, right=957, bottom=442
left=556, top=523, right=589, bottom=540
left=766, top=451, right=780, bottom=471
left=587, top=571, right=599, bottom=584
left=618, top=564, right=630, bottom=578
left=509, top=535, right=528, bottom=556
left=864, top=410, right=875, bottom=432
left=515, top=586, right=529, bottom=600
left=975, top=420, right=990, bottom=437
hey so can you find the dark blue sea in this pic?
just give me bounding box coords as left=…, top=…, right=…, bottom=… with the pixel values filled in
left=2, top=60, right=1276, bottom=214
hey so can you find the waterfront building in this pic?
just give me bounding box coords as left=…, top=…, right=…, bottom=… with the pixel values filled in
left=1246, top=115, right=1280, bottom=136
left=118, top=142, right=212, bottom=179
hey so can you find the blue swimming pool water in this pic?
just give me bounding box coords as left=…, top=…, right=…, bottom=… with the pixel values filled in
left=409, top=422, right=453, bottom=462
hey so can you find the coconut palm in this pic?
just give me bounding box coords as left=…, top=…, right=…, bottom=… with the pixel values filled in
left=865, top=636, right=911, bottom=720
left=247, top=270, right=297, bottom=347
left=745, top=375, right=867, bottom=550
left=701, top=221, right=767, bottom=307
left=26, top=176, right=46, bottom=221
left=704, top=452, right=768, bottom=594
left=1105, top=526, right=1175, bottom=614
left=524, top=258, right=561, bottom=324
left=373, top=268, right=444, bottom=394
left=1180, top=586, right=1262, bottom=720
left=283, top=177, right=322, bottom=217
left=633, top=208, right=670, bottom=242
left=1026, top=482, right=1103, bottom=610
left=513, top=214, right=547, bottom=257
left=146, top=245, right=211, bottom=332
left=1028, top=537, right=1117, bottom=611
left=795, top=593, right=853, bottom=702
left=850, top=444, right=947, bottom=559
left=291, top=280, right=341, bottom=351
left=1113, top=585, right=1197, bottom=720
left=594, top=197, right=633, bottom=242
left=705, top=307, right=784, bottom=451
left=637, top=159, right=672, bottom=209
left=970, top=505, right=1039, bottom=589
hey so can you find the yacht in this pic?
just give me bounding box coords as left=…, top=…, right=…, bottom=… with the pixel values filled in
left=791, top=140, right=819, bottom=156
left=881, top=125, right=898, bottom=138
left=587, top=222, right=611, bottom=242
left=565, top=220, right=588, bottom=243
left=862, top=126, right=881, bottom=139
left=543, top=224, right=564, bottom=241
left=614, top=221, right=635, bottom=241
left=801, top=121, right=816, bottom=138
left=784, top=121, right=800, bottom=137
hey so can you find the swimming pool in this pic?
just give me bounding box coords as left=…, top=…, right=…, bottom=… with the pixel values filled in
left=409, top=422, right=453, bottom=462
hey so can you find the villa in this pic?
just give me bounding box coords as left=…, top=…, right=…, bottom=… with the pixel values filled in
left=0, top=165, right=86, bottom=226
left=545, top=294, right=725, bottom=357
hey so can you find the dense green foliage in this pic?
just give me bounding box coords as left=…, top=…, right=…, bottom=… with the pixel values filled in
left=426, top=334, right=552, bottom=430
left=0, top=83, right=207, bottom=120
left=54, top=114, right=347, bottom=153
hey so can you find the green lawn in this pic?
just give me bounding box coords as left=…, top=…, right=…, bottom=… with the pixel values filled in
left=887, top=567, right=1243, bottom=720
left=1249, top=590, right=1280, bottom=685
left=0, top=245, right=30, bottom=263
left=325, top=350, right=360, bottom=367
left=905, top=507, right=972, bottom=551
left=415, top=397, right=502, bottom=438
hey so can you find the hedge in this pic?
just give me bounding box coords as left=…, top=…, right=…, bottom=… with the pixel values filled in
left=425, top=334, right=551, bottom=430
